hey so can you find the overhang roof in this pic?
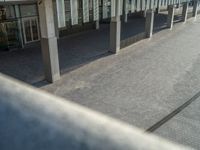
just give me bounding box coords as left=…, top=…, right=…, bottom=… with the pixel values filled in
left=0, top=0, right=37, bottom=5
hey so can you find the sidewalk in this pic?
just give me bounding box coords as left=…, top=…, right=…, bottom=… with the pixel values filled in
left=42, top=16, right=200, bottom=149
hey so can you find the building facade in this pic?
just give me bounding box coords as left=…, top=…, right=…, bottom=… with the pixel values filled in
left=0, top=0, right=192, bottom=50
left=0, top=0, right=114, bottom=50
left=0, top=2, right=39, bottom=49
left=0, top=0, right=197, bottom=83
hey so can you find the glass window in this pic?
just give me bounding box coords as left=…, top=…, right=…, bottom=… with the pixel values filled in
left=64, top=0, right=71, bottom=25
left=0, top=5, right=15, bottom=21
left=20, top=4, right=37, bottom=17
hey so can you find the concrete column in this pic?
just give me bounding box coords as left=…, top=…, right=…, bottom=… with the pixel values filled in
left=95, top=20, right=100, bottom=30
left=123, top=13, right=128, bottom=22
left=38, top=0, right=60, bottom=83
left=182, top=2, right=189, bottom=23
left=145, top=9, right=154, bottom=38
left=193, top=0, right=199, bottom=20
left=109, top=0, right=121, bottom=54
left=167, top=5, right=175, bottom=30
left=53, top=0, right=60, bottom=38
left=156, top=0, right=161, bottom=14
left=123, top=0, right=128, bottom=22
left=143, top=10, right=147, bottom=18
left=14, top=5, right=24, bottom=48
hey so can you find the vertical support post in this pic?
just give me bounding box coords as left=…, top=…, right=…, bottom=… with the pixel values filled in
left=95, top=20, right=100, bottom=29
left=52, top=0, right=60, bottom=38
left=156, top=0, right=161, bottom=14
left=14, top=5, right=24, bottom=48
left=124, top=13, right=128, bottom=22
left=193, top=0, right=199, bottom=20
left=143, top=10, right=147, bottom=18
left=93, top=0, right=100, bottom=29
left=38, top=0, right=60, bottom=83
left=167, top=5, right=175, bottom=30
left=123, top=0, right=128, bottom=22
left=109, top=0, right=121, bottom=54
left=182, top=2, right=188, bottom=23
left=145, top=9, right=154, bottom=38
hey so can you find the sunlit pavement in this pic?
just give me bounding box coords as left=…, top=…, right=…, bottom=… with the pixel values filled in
left=42, top=16, right=200, bottom=149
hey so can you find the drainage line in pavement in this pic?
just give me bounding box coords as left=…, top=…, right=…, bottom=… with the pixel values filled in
left=146, top=90, right=200, bottom=133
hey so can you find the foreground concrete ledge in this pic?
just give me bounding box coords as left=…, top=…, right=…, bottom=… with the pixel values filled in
left=0, top=74, right=193, bottom=150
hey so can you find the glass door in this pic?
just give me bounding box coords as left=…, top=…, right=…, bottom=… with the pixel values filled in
left=22, top=17, right=40, bottom=44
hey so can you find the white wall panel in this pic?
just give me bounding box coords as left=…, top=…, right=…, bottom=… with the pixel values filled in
left=131, top=0, right=135, bottom=12
left=93, top=0, right=99, bottom=21
left=111, top=0, right=115, bottom=17
left=56, top=0, right=66, bottom=28
left=102, top=0, right=109, bottom=19
left=70, top=0, right=78, bottom=25
left=83, top=0, right=89, bottom=23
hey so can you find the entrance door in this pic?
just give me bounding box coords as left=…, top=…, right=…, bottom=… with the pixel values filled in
left=22, top=17, right=40, bottom=44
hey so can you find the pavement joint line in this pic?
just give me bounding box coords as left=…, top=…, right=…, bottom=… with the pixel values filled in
left=146, top=90, right=200, bottom=133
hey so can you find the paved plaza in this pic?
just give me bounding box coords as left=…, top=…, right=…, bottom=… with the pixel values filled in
left=43, top=16, right=200, bottom=149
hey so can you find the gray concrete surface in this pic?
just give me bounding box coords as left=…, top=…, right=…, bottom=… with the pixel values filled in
left=41, top=16, right=200, bottom=149
left=154, top=96, right=200, bottom=150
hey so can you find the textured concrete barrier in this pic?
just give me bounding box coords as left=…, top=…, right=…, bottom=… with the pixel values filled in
left=0, top=74, right=193, bottom=150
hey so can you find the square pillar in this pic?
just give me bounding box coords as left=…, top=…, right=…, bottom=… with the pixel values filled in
left=109, top=0, right=121, bottom=54
left=143, top=10, right=147, bottom=18
left=123, top=14, right=128, bottom=23
left=123, top=0, right=128, bottom=22
left=182, top=2, right=189, bottom=23
left=145, top=9, right=154, bottom=38
left=167, top=5, right=175, bottom=30
left=52, top=0, right=60, bottom=38
left=38, top=0, right=60, bottom=83
left=14, top=5, right=24, bottom=48
left=156, top=0, right=161, bottom=14
left=193, top=0, right=199, bottom=20
left=95, top=20, right=100, bottom=30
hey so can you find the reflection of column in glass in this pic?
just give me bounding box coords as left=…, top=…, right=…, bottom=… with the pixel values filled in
left=24, top=20, right=32, bottom=42
left=93, top=0, right=99, bottom=21
left=130, top=0, right=135, bottom=13
left=31, top=19, right=39, bottom=41
left=56, top=0, right=66, bottom=28
left=146, top=0, right=150, bottom=10
left=136, top=0, right=140, bottom=11
left=14, top=5, right=24, bottom=48
left=102, top=0, right=109, bottom=19
left=70, top=0, right=78, bottom=25
left=64, top=0, right=71, bottom=22
left=83, top=0, right=90, bottom=23
left=0, top=23, right=8, bottom=49
left=111, top=0, right=115, bottom=17
left=141, top=0, right=145, bottom=11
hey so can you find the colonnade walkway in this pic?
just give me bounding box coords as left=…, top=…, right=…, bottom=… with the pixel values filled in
left=42, top=16, right=200, bottom=149
left=0, top=9, right=190, bottom=85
